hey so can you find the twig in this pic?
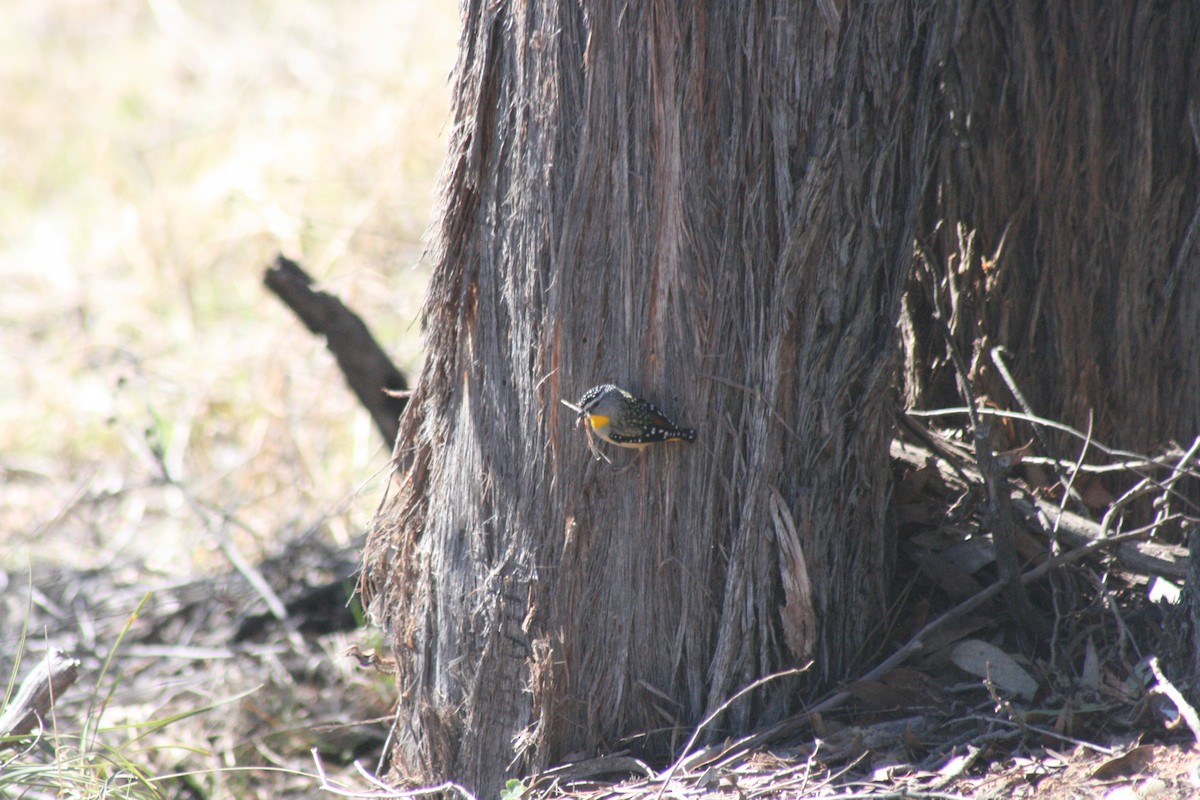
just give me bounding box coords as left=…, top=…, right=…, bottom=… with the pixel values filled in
left=133, top=423, right=291, bottom=623
left=1048, top=412, right=1095, bottom=674
left=990, top=347, right=1076, bottom=502
left=561, top=398, right=611, bottom=463
left=310, top=748, right=479, bottom=800
left=1154, top=436, right=1200, bottom=519
left=908, top=407, right=1200, bottom=487
left=789, top=751, right=872, bottom=800
left=1052, top=409, right=1093, bottom=543
left=923, top=744, right=984, bottom=792
left=1148, top=656, right=1200, bottom=747
left=653, top=666, right=809, bottom=799
left=960, top=715, right=1115, bottom=755
left=718, top=522, right=1165, bottom=753
left=915, top=240, right=1036, bottom=630
left=893, top=434, right=1192, bottom=580
left=941, top=324, right=1036, bottom=632
left=782, top=791, right=973, bottom=800
left=1099, top=477, right=1155, bottom=539
left=184, top=502, right=289, bottom=623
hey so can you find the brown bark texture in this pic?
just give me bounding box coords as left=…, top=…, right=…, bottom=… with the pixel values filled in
left=363, top=1, right=951, bottom=793
left=903, top=2, right=1200, bottom=455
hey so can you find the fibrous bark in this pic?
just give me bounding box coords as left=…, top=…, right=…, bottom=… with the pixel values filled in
left=904, top=2, right=1200, bottom=456
left=363, top=2, right=953, bottom=794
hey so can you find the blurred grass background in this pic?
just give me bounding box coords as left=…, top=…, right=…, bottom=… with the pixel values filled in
left=0, top=0, right=456, bottom=574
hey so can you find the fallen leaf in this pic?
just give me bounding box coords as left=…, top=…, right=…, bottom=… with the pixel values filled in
left=1091, top=744, right=1156, bottom=779
left=912, top=548, right=985, bottom=600
left=844, top=680, right=898, bottom=709
left=1079, top=475, right=1116, bottom=509
left=949, top=639, right=1039, bottom=700
left=1081, top=636, right=1100, bottom=690
left=941, top=536, right=996, bottom=574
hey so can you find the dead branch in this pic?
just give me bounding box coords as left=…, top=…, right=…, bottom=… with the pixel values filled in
left=264, top=254, right=408, bottom=446
left=914, top=239, right=1038, bottom=633
left=1148, top=656, right=1200, bottom=748
left=891, top=433, right=1191, bottom=581
left=691, top=426, right=1194, bottom=762
left=686, top=517, right=1165, bottom=766
left=0, top=650, right=80, bottom=742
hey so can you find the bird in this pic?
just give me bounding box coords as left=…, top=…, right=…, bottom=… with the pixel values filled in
left=574, top=384, right=696, bottom=449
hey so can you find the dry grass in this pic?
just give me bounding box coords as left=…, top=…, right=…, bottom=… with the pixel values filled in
left=0, top=2, right=455, bottom=796
left=0, top=0, right=455, bottom=571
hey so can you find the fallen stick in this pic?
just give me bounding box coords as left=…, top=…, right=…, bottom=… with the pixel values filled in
left=0, top=650, right=81, bottom=742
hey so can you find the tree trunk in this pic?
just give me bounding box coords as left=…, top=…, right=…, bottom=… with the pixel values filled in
left=903, top=2, right=1200, bottom=456
left=363, top=2, right=951, bottom=793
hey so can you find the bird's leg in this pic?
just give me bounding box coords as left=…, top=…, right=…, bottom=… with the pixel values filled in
left=610, top=445, right=647, bottom=475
